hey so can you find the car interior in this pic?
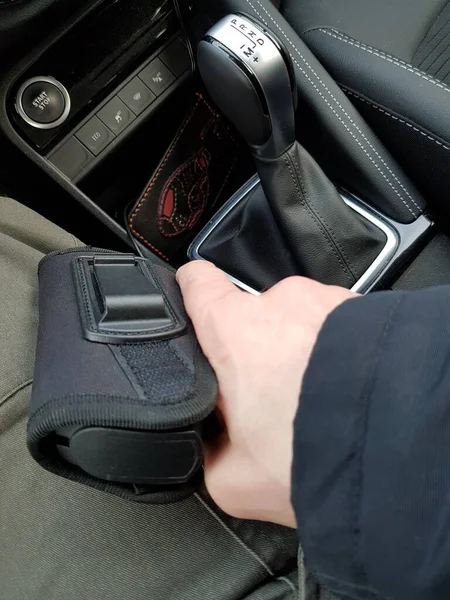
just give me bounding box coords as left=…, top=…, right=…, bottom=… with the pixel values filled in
left=3, top=0, right=450, bottom=292
left=3, top=0, right=450, bottom=563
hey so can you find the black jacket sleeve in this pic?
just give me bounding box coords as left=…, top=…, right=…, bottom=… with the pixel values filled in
left=292, top=287, right=450, bottom=600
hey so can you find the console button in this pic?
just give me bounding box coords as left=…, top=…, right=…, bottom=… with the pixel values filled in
left=22, top=83, right=64, bottom=123
left=76, top=116, right=115, bottom=156
left=16, top=77, right=71, bottom=129
left=160, top=39, right=191, bottom=77
left=118, top=77, right=155, bottom=115
left=97, top=96, right=135, bottom=134
left=49, top=137, right=93, bottom=179
left=138, top=58, right=175, bottom=96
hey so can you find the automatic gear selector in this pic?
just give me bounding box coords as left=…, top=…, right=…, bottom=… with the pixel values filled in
left=197, top=13, right=296, bottom=159
left=196, top=14, right=387, bottom=290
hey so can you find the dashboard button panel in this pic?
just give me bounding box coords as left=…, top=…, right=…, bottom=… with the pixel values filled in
left=46, top=36, right=192, bottom=180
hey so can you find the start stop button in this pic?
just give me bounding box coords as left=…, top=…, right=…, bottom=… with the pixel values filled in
left=16, top=76, right=71, bottom=129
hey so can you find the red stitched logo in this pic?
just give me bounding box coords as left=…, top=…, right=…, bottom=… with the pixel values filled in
left=157, top=148, right=211, bottom=238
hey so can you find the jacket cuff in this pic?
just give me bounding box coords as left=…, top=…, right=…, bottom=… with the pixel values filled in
left=292, top=290, right=405, bottom=597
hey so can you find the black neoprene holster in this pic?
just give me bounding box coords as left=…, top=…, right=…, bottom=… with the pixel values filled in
left=27, top=248, right=218, bottom=504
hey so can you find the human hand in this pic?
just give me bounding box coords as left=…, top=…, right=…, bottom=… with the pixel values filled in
left=177, top=261, right=355, bottom=527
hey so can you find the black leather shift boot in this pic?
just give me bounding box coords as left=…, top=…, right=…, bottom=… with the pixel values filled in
left=254, top=142, right=386, bottom=288
left=200, top=142, right=386, bottom=290
left=201, top=183, right=298, bottom=291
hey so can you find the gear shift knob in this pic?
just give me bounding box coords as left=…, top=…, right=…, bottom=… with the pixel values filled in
left=198, top=13, right=296, bottom=159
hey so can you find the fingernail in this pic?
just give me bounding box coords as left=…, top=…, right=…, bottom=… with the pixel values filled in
left=175, top=267, right=183, bottom=284
left=176, top=263, right=193, bottom=287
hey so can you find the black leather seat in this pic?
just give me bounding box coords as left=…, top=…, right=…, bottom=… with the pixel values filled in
left=281, top=0, right=450, bottom=215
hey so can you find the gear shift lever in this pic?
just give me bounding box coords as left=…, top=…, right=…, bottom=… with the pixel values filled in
left=197, top=14, right=386, bottom=288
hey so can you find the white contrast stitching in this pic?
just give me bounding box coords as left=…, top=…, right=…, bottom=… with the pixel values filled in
left=1, top=379, right=33, bottom=406
left=320, top=28, right=450, bottom=96
left=345, top=90, right=450, bottom=152
left=194, top=493, right=298, bottom=595
left=245, top=0, right=420, bottom=217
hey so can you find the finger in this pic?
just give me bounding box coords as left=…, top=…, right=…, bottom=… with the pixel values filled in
left=261, top=275, right=320, bottom=303
left=176, top=261, right=243, bottom=349
left=204, top=441, right=268, bottom=521
left=263, top=276, right=357, bottom=318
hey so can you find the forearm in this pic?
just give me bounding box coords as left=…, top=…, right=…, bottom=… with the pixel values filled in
left=293, top=287, right=450, bottom=600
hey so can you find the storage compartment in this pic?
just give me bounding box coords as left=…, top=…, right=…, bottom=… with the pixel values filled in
left=77, top=78, right=196, bottom=225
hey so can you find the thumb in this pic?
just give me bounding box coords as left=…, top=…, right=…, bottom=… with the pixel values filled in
left=203, top=436, right=245, bottom=516
left=204, top=438, right=279, bottom=522
left=176, top=261, right=242, bottom=353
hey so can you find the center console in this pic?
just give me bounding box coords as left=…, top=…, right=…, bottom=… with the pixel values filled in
left=188, top=13, right=432, bottom=293
left=0, top=0, right=198, bottom=245
left=3, top=0, right=450, bottom=512
left=1, top=0, right=449, bottom=293
left=189, top=175, right=432, bottom=294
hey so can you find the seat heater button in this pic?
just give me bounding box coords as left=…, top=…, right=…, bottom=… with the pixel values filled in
left=16, top=77, right=71, bottom=129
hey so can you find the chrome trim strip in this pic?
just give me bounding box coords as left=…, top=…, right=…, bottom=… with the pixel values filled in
left=16, top=76, right=71, bottom=130
left=188, top=175, right=432, bottom=295
left=343, top=196, right=398, bottom=293
left=188, top=175, right=261, bottom=295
